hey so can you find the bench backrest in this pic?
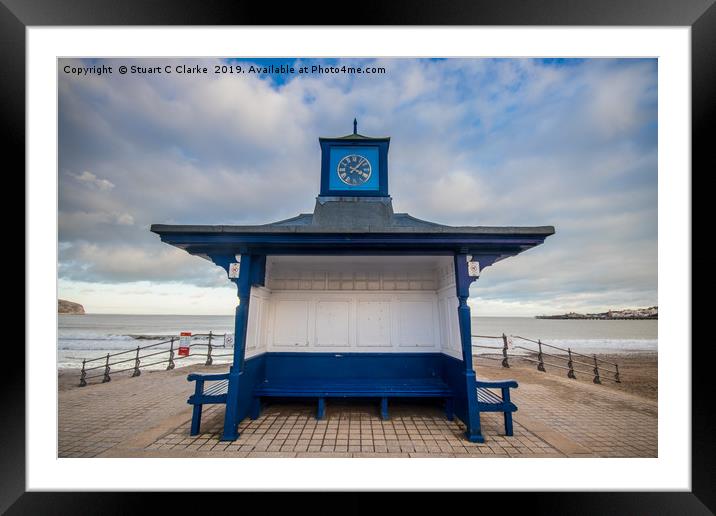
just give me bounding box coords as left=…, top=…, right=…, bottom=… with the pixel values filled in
left=262, top=352, right=444, bottom=382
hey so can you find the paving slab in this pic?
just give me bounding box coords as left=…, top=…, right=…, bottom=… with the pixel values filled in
left=58, top=360, right=657, bottom=459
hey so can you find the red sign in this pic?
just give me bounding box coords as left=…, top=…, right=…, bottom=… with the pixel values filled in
left=178, top=331, right=191, bottom=356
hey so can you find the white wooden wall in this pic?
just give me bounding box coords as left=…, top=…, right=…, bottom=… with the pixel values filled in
left=245, top=286, right=271, bottom=359
left=243, top=256, right=463, bottom=358
left=436, top=260, right=463, bottom=360
left=266, top=291, right=439, bottom=352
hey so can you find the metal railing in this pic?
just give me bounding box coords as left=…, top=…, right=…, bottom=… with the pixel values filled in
left=77, top=330, right=621, bottom=386
left=78, top=331, right=232, bottom=387
left=472, top=333, right=621, bottom=384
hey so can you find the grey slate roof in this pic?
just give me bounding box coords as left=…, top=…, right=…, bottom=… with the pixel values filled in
left=150, top=197, right=555, bottom=236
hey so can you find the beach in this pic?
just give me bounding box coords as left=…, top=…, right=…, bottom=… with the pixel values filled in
left=57, top=349, right=657, bottom=458
left=475, top=351, right=658, bottom=401
left=57, top=313, right=658, bottom=458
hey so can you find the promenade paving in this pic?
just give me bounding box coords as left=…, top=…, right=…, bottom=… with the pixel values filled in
left=57, top=360, right=657, bottom=458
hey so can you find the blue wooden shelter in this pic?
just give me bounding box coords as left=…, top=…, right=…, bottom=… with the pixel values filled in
left=151, top=121, right=554, bottom=442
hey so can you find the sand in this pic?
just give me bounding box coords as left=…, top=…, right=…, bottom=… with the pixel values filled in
left=474, top=351, right=657, bottom=401
left=60, top=351, right=657, bottom=402
left=58, top=363, right=214, bottom=392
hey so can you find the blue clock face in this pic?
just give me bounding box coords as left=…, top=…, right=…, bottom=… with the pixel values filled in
left=327, top=146, right=379, bottom=191
left=337, top=154, right=372, bottom=186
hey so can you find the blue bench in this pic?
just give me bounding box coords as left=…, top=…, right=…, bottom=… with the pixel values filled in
left=187, top=373, right=230, bottom=435
left=253, top=378, right=454, bottom=421
left=186, top=374, right=454, bottom=434
left=476, top=379, right=518, bottom=436
left=187, top=373, right=518, bottom=437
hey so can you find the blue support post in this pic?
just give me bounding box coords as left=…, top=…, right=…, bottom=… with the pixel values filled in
left=232, top=254, right=253, bottom=372
left=317, top=397, right=326, bottom=420
left=380, top=397, right=389, bottom=420
left=501, top=386, right=514, bottom=436
left=454, top=253, right=484, bottom=443
left=190, top=378, right=205, bottom=435
left=221, top=254, right=253, bottom=441
left=190, top=405, right=203, bottom=436
left=250, top=397, right=262, bottom=420
left=445, top=397, right=454, bottom=421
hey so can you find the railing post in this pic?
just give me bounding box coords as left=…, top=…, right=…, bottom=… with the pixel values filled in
left=593, top=354, right=601, bottom=384
left=614, top=364, right=621, bottom=383
left=537, top=340, right=546, bottom=372
left=567, top=348, right=576, bottom=379
left=501, top=333, right=510, bottom=368
left=167, top=337, right=176, bottom=370
left=79, top=359, right=87, bottom=387
left=131, top=345, right=141, bottom=377
left=102, top=353, right=111, bottom=383
left=205, top=331, right=213, bottom=366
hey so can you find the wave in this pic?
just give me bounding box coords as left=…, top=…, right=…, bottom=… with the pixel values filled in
left=473, top=337, right=657, bottom=355
left=57, top=332, right=226, bottom=351
left=58, top=333, right=177, bottom=340
left=126, top=334, right=177, bottom=340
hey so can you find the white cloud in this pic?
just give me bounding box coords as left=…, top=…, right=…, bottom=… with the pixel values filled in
left=69, top=170, right=115, bottom=190
left=59, top=242, right=226, bottom=285
left=418, top=170, right=493, bottom=218
left=586, top=61, right=657, bottom=139
left=58, top=57, right=657, bottom=314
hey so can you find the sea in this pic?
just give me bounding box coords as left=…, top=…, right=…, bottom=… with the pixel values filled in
left=58, top=314, right=657, bottom=371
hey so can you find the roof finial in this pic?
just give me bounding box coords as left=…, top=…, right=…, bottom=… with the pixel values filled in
left=353, top=118, right=358, bottom=135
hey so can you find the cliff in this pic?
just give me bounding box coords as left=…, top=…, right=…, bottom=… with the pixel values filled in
left=58, top=299, right=85, bottom=314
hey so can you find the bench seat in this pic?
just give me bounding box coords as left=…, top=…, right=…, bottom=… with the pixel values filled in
left=254, top=378, right=452, bottom=397
left=253, top=378, right=453, bottom=420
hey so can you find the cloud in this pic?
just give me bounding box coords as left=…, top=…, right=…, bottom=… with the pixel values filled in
left=413, top=170, right=494, bottom=218
left=59, top=242, right=226, bottom=286
left=69, top=170, right=115, bottom=190
left=585, top=61, right=657, bottom=139
left=58, top=57, right=657, bottom=314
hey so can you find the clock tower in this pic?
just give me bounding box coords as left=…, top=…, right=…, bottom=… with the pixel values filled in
left=313, top=119, right=393, bottom=227
left=318, top=119, right=390, bottom=198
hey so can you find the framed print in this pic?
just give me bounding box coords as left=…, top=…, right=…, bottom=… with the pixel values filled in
left=7, top=0, right=710, bottom=512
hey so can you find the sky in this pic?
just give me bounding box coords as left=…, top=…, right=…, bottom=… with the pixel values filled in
left=58, top=57, right=658, bottom=316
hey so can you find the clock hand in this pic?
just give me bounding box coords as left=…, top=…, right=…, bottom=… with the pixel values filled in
left=350, top=159, right=368, bottom=170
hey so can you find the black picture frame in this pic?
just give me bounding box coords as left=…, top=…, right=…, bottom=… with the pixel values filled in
left=6, top=0, right=709, bottom=512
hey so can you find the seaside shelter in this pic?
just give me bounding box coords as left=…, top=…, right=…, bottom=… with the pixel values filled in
left=151, top=122, right=554, bottom=442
